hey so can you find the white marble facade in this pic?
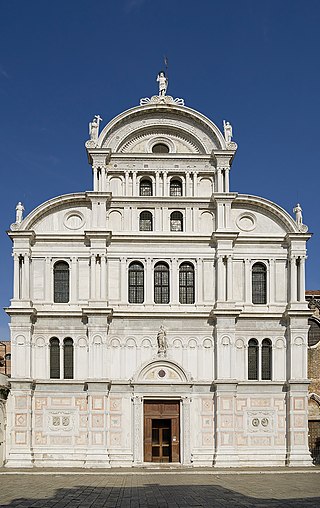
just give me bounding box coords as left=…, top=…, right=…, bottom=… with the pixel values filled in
left=5, top=91, right=312, bottom=467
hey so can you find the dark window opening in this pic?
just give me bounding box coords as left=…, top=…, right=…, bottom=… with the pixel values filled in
left=252, top=262, right=267, bottom=304
left=248, top=338, right=259, bottom=380
left=154, top=262, right=170, bottom=304
left=261, top=339, right=272, bottom=380
left=129, top=262, right=144, bottom=303
left=179, top=262, right=195, bottom=304
left=54, top=261, right=69, bottom=303
left=63, top=338, right=74, bottom=379
left=140, top=179, right=153, bottom=196
left=139, top=211, right=153, bottom=231
left=50, top=337, right=60, bottom=379
left=152, top=143, right=169, bottom=153
left=170, top=179, right=182, bottom=197
left=170, top=211, right=183, bottom=232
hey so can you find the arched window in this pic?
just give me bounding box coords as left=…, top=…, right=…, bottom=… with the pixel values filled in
left=53, top=261, right=69, bottom=303
left=170, top=179, right=182, bottom=197
left=261, top=339, right=272, bottom=380
left=140, top=179, right=152, bottom=196
left=308, top=318, right=320, bottom=347
left=252, top=262, right=267, bottom=304
left=128, top=262, right=144, bottom=303
left=154, top=262, right=170, bottom=304
left=139, top=211, right=153, bottom=231
left=63, top=338, right=74, bottom=379
left=152, top=143, right=169, bottom=153
left=248, top=339, right=259, bottom=380
left=170, top=211, right=183, bottom=232
left=50, top=337, right=60, bottom=379
left=179, top=262, right=195, bottom=304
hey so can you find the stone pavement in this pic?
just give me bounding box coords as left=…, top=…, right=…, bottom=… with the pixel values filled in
left=0, top=468, right=320, bottom=508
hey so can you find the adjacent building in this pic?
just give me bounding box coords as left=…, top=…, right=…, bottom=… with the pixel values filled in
left=4, top=80, right=313, bottom=467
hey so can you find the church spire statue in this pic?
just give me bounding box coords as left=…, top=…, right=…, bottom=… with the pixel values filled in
left=157, top=71, right=168, bottom=97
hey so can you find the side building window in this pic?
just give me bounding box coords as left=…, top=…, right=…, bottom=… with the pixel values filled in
left=139, top=211, right=153, bottom=231
left=53, top=261, right=70, bottom=303
left=170, top=179, right=182, bottom=196
left=170, top=211, right=183, bottom=232
left=50, top=337, right=60, bottom=379
left=154, top=262, right=170, bottom=304
left=179, top=262, right=195, bottom=304
left=128, top=262, right=144, bottom=303
left=140, top=179, right=152, bottom=196
left=252, top=262, right=267, bottom=304
left=261, top=339, right=272, bottom=380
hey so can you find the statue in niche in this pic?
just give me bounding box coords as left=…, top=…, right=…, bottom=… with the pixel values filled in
left=89, top=114, right=103, bottom=141
left=223, top=120, right=233, bottom=143
left=157, top=325, right=168, bottom=354
left=157, top=71, right=168, bottom=96
left=293, top=203, right=303, bottom=227
left=15, top=202, right=24, bottom=223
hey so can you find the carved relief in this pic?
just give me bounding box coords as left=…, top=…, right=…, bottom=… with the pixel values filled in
left=247, top=411, right=274, bottom=433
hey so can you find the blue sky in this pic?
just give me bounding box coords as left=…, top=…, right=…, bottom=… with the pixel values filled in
left=0, top=0, right=320, bottom=339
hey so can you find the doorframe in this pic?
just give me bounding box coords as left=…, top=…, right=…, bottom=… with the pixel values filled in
left=143, top=400, right=180, bottom=464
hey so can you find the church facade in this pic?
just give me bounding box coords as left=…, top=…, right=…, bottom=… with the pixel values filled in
left=5, top=82, right=312, bottom=467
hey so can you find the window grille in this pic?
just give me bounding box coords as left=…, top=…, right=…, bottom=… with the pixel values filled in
left=170, top=211, right=183, bottom=232
left=128, top=262, right=144, bottom=303
left=152, top=143, right=169, bottom=153
left=63, top=338, right=74, bottom=379
left=140, top=179, right=152, bottom=196
left=261, top=339, right=272, bottom=380
left=139, top=211, right=153, bottom=231
left=50, top=338, right=60, bottom=379
left=248, top=339, right=259, bottom=380
left=179, top=262, right=195, bottom=304
left=170, top=179, right=182, bottom=197
left=252, top=263, right=267, bottom=304
left=53, top=261, right=69, bottom=303
left=154, top=262, right=170, bottom=304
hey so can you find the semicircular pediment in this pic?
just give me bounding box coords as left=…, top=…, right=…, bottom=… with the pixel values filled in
left=118, top=126, right=203, bottom=154
left=98, top=105, right=226, bottom=153
left=135, top=359, right=190, bottom=383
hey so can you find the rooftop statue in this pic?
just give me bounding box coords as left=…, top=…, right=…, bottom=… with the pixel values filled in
left=293, top=203, right=308, bottom=233
left=89, top=115, right=103, bottom=142
left=15, top=202, right=24, bottom=224
left=223, top=120, right=233, bottom=143
left=157, top=71, right=168, bottom=96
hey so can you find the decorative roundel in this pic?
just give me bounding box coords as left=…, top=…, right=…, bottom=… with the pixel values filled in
left=236, top=213, right=256, bottom=232
left=158, top=369, right=166, bottom=378
left=64, top=211, right=85, bottom=230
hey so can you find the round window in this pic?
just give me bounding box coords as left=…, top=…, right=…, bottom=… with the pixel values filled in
left=158, top=369, right=166, bottom=378
left=152, top=143, right=169, bottom=153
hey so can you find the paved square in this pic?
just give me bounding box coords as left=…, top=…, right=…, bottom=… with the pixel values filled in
left=0, top=469, right=320, bottom=507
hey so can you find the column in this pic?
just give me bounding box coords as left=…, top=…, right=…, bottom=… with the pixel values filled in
left=269, top=258, right=275, bottom=304
left=163, top=171, right=168, bottom=196
left=244, top=258, right=251, bottom=304
left=290, top=256, right=297, bottom=302
left=23, top=254, right=30, bottom=300
left=93, top=166, right=98, bottom=191
left=171, top=258, right=178, bottom=304
left=193, top=171, right=198, bottom=197
left=132, top=396, right=143, bottom=464
left=101, top=167, right=107, bottom=192
left=226, top=255, right=233, bottom=301
left=120, top=257, right=127, bottom=303
left=216, top=168, right=223, bottom=192
left=125, top=171, right=129, bottom=196
left=101, top=254, right=107, bottom=301
left=224, top=168, right=230, bottom=193
left=196, top=257, right=203, bottom=304
left=45, top=257, right=51, bottom=302
left=298, top=256, right=306, bottom=302
left=155, top=171, right=160, bottom=196
left=185, top=173, right=190, bottom=197
left=90, top=254, right=96, bottom=300
left=182, top=397, right=192, bottom=465
left=216, top=256, right=225, bottom=301
left=13, top=253, right=20, bottom=299
left=71, top=257, right=77, bottom=303
left=146, top=258, right=152, bottom=304
left=132, top=171, right=137, bottom=196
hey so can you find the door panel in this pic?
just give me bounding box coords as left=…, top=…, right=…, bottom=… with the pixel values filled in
left=144, top=401, right=180, bottom=463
